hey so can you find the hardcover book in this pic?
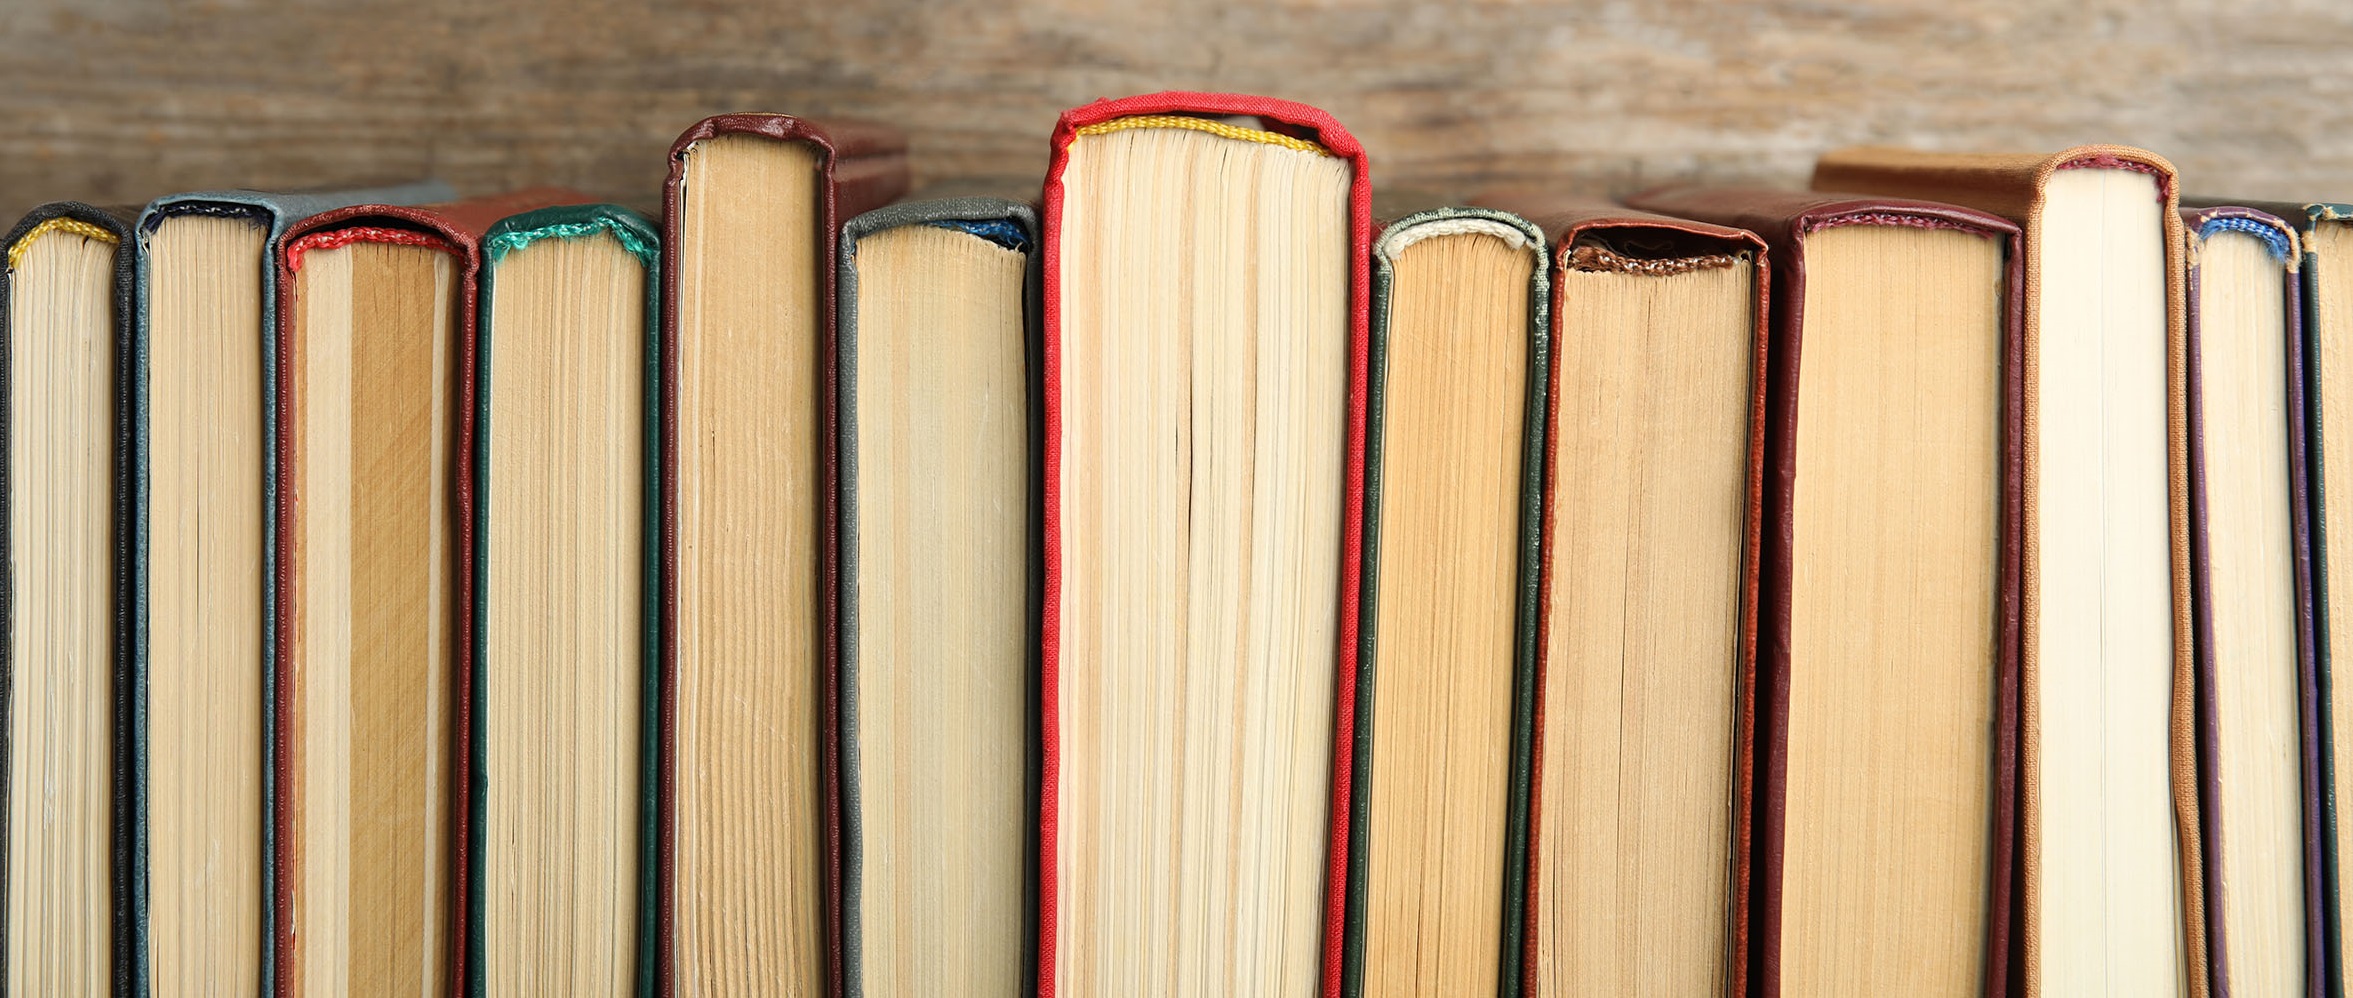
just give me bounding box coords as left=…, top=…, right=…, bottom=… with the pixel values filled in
left=1629, top=187, right=2023, bottom=998
left=1342, top=205, right=1548, bottom=998
left=1813, top=146, right=2197, bottom=998
left=1037, top=92, right=1371, bottom=998
left=837, top=197, right=1040, bottom=998
left=269, top=188, right=586, bottom=998
left=2180, top=205, right=2324, bottom=998
left=1478, top=199, right=1768, bottom=998
left=469, top=201, right=662, bottom=997
left=3, top=200, right=138, bottom=997
left=131, top=180, right=448, bottom=996
left=2301, top=200, right=2353, bottom=998
left=2191, top=198, right=2353, bottom=998
left=658, top=113, right=908, bottom=998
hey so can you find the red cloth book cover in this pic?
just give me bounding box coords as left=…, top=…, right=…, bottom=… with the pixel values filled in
left=1036, top=91, right=1372, bottom=998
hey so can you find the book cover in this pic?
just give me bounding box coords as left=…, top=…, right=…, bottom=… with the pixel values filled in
left=1629, top=188, right=2024, bottom=998
left=1813, top=146, right=2195, bottom=998
left=268, top=188, right=591, bottom=998
left=128, top=179, right=449, bottom=996
left=1, top=199, right=140, bottom=998
left=2182, top=204, right=2325, bottom=998
left=656, top=113, right=908, bottom=998
left=465, top=200, right=661, bottom=998
left=1343, top=205, right=1548, bottom=998
left=1037, top=90, right=1373, bottom=998
left=2196, top=199, right=2353, bottom=998
left=836, top=196, right=1041, bottom=998
left=1478, top=199, right=1770, bottom=998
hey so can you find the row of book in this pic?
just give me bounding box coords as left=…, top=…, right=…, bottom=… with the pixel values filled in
left=2, top=89, right=2343, bottom=997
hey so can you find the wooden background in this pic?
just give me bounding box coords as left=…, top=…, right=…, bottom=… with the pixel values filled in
left=4, top=0, right=2350, bottom=222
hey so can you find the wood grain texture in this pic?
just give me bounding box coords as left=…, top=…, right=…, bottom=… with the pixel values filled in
left=3, top=0, right=2350, bottom=221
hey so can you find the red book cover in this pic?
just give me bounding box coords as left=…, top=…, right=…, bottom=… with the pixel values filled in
left=1036, top=91, right=1372, bottom=998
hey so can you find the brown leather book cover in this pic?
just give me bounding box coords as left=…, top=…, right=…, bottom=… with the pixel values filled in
left=654, top=114, right=909, bottom=998
left=1476, top=197, right=1769, bottom=998
left=1626, top=188, right=2024, bottom=998
left=1814, top=146, right=2198, bottom=998
left=269, top=187, right=592, bottom=998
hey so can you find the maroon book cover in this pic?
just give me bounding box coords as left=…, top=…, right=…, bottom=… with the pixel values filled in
left=655, top=113, right=908, bottom=998
left=1629, top=187, right=2025, bottom=998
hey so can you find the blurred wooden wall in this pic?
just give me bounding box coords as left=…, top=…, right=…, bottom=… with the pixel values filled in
left=4, top=0, right=2350, bottom=220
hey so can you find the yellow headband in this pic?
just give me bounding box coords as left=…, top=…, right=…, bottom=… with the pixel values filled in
left=8, top=217, right=119, bottom=270
left=1074, top=115, right=1333, bottom=158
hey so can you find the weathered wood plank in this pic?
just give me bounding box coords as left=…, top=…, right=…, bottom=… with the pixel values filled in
left=2, top=0, right=2348, bottom=221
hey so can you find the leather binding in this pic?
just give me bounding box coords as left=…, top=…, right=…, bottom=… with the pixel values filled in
left=2190, top=199, right=2353, bottom=998
left=1626, top=187, right=2025, bottom=998
left=470, top=201, right=663, bottom=998
left=2181, top=205, right=2325, bottom=998
left=1469, top=197, right=1771, bottom=998
left=266, top=188, right=590, bottom=998
left=654, top=113, right=908, bottom=998
left=1342, top=206, right=1549, bottom=998
left=1811, top=146, right=2195, bottom=998
left=835, top=197, right=1042, bottom=998
left=128, top=180, right=449, bottom=998
left=1, top=200, right=139, bottom=998
left=1035, top=92, right=1373, bottom=998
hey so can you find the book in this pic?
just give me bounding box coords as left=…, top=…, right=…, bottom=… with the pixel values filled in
left=2190, top=198, right=2353, bottom=998
left=1629, top=187, right=2023, bottom=997
left=269, top=188, right=581, bottom=997
left=837, top=197, right=1039, bottom=998
left=3, top=200, right=137, bottom=996
left=2306, top=203, right=2353, bottom=998
left=1475, top=199, right=1767, bottom=998
left=2181, top=205, right=2325, bottom=997
left=1341, top=206, right=1547, bottom=998
left=657, top=113, right=908, bottom=997
left=1812, top=146, right=2197, bottom=998
left=1038, top=91, right=1370, bottom=998
left=130, top=180, right=449, bottom=996
left=464, top=202, right=662, bottom=996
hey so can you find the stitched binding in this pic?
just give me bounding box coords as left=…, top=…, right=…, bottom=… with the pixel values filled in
left=1375, top=216, right=1533, bottom=259
left=1797, top=211, right=1994, bottom=237
left=1564, top=243, right=1744, bottom=276
left=2056, top=154, right=2177, bottom=202
left=144, top=201, right=265, bottom=233
left=284, top=226, right=460, bottom=272
left=925, top=218, right=1031, bottom=250
left=2196, top=215, right=2294, bottom=262
left=484, top=216, right=657, bottom=267
left=1073, top=114, right=1334, bottom=157
left=8, top=217, right=119, bottom=269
